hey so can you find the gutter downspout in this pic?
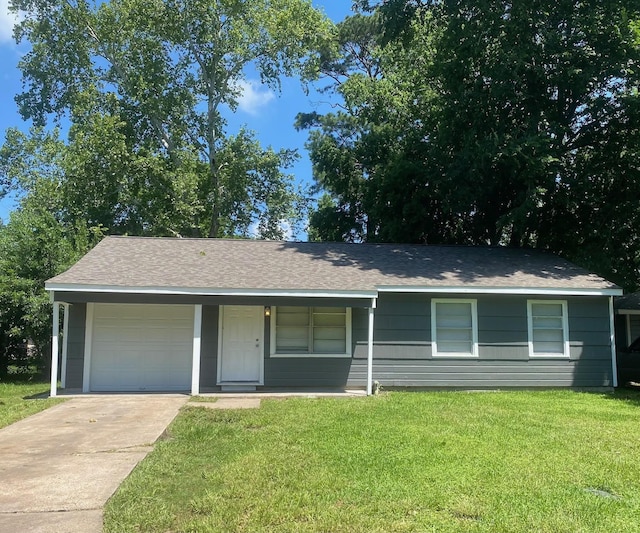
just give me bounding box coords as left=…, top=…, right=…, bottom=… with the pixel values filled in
left=366, top=297, right=377, bottom=395
left=609, top=296, right=618, bottom=388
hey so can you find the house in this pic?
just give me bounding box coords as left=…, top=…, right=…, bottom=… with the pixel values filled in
left=614, top=292, right=640, bottom=385
left=45, top=236, right=622, bottom=396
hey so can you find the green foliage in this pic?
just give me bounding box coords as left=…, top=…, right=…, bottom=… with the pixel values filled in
left=10, top=0, right=332, bottom=238
left=303, top=1, right=640, bottom=291
left=0, top=176, right=104, bottom=373
left=0, top=0, right=333, bottom=367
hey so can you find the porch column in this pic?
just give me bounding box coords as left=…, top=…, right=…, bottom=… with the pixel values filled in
left=50, top=302, right=60, bottom=398
left=60, top=304, right=70, bottom=389
left=609, top=297, right=618, bottom=388
left=366, top=297, right=377, bottom=396
left=191, top=304, right=203, bottom=395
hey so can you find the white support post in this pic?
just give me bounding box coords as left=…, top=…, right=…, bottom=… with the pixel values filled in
left=50, top=302, right=60, bottom=398
left=191, top=304, right=203, bottom=396
left=609, top=297, right=618, bottom=388
left=60, top=304, right=70, bottom=389
left=366, top=298, right=377, bottom=396
left=626, top=314, right=632, bottom=348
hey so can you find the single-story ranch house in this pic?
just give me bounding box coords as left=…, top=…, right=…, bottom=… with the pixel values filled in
left=45, top=236, right=622, bottom=396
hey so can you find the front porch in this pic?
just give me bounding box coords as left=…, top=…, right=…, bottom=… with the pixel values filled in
left=48, top=296, right=378, bottom=397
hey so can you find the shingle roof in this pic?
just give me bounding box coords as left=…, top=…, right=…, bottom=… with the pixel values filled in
left=615, top=292, right=640, bottom=310
left=46, top=236, right=619, bottom=295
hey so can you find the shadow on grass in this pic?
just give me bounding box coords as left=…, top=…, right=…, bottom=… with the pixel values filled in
left=599, top=386, right=640, bottom=407
left=23, top=391, right=51, bottom=400
left=1, top=371, right=52, bottom=400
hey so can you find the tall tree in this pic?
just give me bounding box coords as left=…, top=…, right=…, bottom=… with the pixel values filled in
left=302, top=1, right=640, bottom=290
left=11, top=0, right=332, bottom=238
left=0, top=141, right=103, bottom=373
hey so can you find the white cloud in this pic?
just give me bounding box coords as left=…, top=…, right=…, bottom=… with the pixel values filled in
left=236, top=79, right=275, bottom=116
left=0, top=0, right=19, bottom=43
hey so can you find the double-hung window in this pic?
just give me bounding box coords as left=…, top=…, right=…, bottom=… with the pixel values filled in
left=271, top=306, right=351, bottom=357
left=431, top=299, right=478, bottom=357
left=527, top=300, right=569, bottom=357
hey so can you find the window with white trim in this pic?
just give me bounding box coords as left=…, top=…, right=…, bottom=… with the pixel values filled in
left=431, top=299, right=478, bottom=357
left=527, top=300, right=569, bottom=357
left=271, top=307, right=352, bottom=357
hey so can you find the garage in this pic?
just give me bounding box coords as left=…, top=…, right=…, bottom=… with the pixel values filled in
left=89, top=303, right=194, bottom=392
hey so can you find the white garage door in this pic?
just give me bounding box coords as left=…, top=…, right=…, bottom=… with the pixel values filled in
left=90, top=303, right=194, bottom=392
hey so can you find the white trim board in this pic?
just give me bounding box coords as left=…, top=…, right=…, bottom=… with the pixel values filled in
left=378, top=286, right=622, bottom=296
left=47, top=282, right=622, bottom=299
left=46, top=283, right=377, bottom=299
left=270, top=306, right=353, bottom=358
left=526, top=299, right=570, bottom=359
left=431, top=298, right=479, bottom=358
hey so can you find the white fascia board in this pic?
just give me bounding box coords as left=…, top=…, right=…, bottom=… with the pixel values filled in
left=376, top=285, right=623, bottom=296
left=45, top=283, right=377, bottom=300
left=617, top=309, right=640, bottom=315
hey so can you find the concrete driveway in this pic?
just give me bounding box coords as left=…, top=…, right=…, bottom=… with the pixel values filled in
left=0, top=395, right=188, bottom=533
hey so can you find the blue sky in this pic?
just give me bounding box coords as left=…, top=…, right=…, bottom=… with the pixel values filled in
left=0, top=1, right=355, bottom=223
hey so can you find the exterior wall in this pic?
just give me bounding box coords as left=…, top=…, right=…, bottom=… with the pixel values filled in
left=60, top=293, right=614, bottom=391
left=263, top=312, right=354, bottom=387
left=65, top=303, right=86, bottom=389
left=348, top=294, right=613, bottom=388
left=200, top=305, right=219, bottom=388
left=199, top=301, right=363, bottom=390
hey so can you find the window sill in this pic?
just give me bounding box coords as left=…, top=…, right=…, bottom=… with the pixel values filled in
left=432, top=353, right=479, bottom=359
left=529, top=354, right=571, bottom=359
left=270, top=353, right=352, bottom=359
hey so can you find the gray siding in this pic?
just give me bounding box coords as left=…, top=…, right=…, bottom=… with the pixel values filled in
left=263, top=307, right=356, bottom=388
left=348, top=294, right=613, bottom=388
left=61, top=294, right=614, bottom=390
left=64, top=303, right=86, bottom=389
left=200, top=305, right=219, bottom=388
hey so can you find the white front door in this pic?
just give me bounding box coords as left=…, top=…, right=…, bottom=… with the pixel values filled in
left=218, top=305, right=264, bottom=384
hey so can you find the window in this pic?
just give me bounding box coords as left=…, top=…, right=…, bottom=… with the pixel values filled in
left=527, top=300, right=569, bottom=357
left=271, top=307, right=352, bottom=357
left=431, top=299, right=478, bottom=357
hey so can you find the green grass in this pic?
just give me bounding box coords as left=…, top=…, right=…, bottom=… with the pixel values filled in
left=0, top=378, right=64, bottom=429
left=105, top=391, right=640, bottom=532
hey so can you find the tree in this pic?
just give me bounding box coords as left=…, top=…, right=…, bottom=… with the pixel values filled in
left=301, top=2, right=640, bottom=290
left=0, top=177, right=103, bottom=375
left=11, top=0, right=332, bottom=238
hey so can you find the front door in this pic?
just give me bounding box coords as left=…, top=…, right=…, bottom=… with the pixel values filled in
left=218, top=305, right=264, bottom=384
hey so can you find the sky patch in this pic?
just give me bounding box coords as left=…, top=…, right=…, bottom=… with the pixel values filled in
left=236, top=79, right=275, bottom=116
left=0, top=0, right=20, bottom=43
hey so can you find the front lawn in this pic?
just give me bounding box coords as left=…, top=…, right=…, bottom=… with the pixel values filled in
left=0, top=378, right=64, bottom=429
left=105, top=391, right=640, bottom=532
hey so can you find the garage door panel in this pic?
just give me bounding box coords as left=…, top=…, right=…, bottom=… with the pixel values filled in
left=90, top=304, right=194, bottom=392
